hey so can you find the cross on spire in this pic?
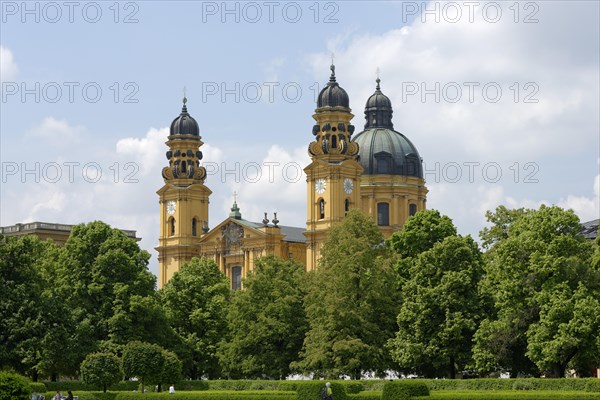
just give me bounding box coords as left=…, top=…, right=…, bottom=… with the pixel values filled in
left=233, top=191, right=237, bottom=203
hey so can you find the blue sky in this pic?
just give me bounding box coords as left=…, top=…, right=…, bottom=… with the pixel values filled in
left=1, top=1, right=599, bottom=278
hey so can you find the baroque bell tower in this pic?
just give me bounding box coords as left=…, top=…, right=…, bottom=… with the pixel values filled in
left=304, top=65, right=363, bottom=271
left=156, top=97, right=211, bottom=288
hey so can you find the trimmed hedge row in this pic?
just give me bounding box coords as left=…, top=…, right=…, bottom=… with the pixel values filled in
left=382, top=381, right=429, bottom=400
left=414, top=390, right=600, bottom=399
left=294, top=381, right=348, bottom=400
left=44, top=381, right=140, bottom=392
left=114, top=391, right=293, bottom=400
left=44, top=393, right=118, bottom=400
left=348, top=391, right=383, bottom=400
left=422, top=378, right=599, bottom=392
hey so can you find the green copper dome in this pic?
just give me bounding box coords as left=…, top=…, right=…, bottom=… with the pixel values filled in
left=353, top=79, right=423, bottom=178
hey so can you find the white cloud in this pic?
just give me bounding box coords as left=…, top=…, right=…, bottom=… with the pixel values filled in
left=0, top=46, right=18, bottom=82
left=558, top=175, right=600, bottom=223
left=117, top=127, right=224, bottom=177
left=27, top=117, right=85, bottom=143
left=306, top=2, right=599, bottom=162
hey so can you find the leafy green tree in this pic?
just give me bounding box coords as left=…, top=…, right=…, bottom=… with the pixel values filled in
left=473, top=205, right=598, bottom=377
left=122, top=341, right=164, bottom=393
left=218, top=255, right=307, bottom=379
left=80, top=353, right=122, bottom=392
left=526, top=283, right=600, bottom=377
left=293, top=210, right=398, bottom=379
left=57, top=221, right=155, bottom=368
left=0, top=234, right=77, bottom=380
left=106, top=291, right=177, bottom=353
left=159, top=258, right=230, bottom=379
left=158, top=350, right=182, bottom=392
left=387, top=209, right=456, bottom=258
left=388, top=234, right=486, bottom=378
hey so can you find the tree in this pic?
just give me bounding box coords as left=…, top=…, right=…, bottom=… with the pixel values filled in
left=293, top=210, right=398, bottom=379
left=158, top=350, right=182, bottom=392
left=57, top=221, right=156, bottom=368
left=0, top=234, right=76, bottom=380
left=80, top=353, right=122, bottom=392
left=218, top=255, right=307, bottom=379
left=106, top=291, right=177, bottom=352
left=387, top=209, right=456, bottom=259
left=473, top=205, right=598, bottom=377
left=159, top=258, right=230, bottom=379
left=388, top=234, right=486, bottom=378
left=526, top=283, right=600, bottom=377
left=122, top=341, right=164, bottom=393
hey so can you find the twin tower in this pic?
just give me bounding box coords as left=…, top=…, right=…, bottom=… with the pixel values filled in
left=156, top=65, right=428, bottom=289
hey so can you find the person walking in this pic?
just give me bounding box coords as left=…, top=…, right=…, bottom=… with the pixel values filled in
left=321, top=382, right=333, bottom=400
left=51, top=391, right=61, bottom=400
left=169, top=384, right=175, bottom=394
left=66, top=390, right=74, bottom=400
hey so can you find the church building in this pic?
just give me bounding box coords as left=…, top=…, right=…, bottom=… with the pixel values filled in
left=156, top=65, right=428, bottom=289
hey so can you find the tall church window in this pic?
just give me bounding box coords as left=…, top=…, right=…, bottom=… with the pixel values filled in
left=332, top=135, right=337, bottom=148
left=409, top=203, right=417, bottom=217
left=170, top=218, right=175, bottom=236
left=377, top=203, right=390, bottom=226
left=192, top=218, right=197, bottom=236
left=232, top=266, right=242, bottom=290
left=345, top=198, right=350, bottom=215
left=182, top=161, right=187, bottom=174
left=318, top=199, right=325, bottom=220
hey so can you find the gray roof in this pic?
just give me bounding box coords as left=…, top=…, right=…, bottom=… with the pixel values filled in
left=237, top=219, right=306, bottom=243
left=581, top=219, right=599, bottom=240
left=353, top=127, right=424, bottom=178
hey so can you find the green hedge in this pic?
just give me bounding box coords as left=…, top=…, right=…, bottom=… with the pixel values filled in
left=0, top=372, right=31, bottom=400
left=31, top=382, right=47, bottom=393
left=114, top=391, right=293, bottom=399
left=586, top=381, right=600, bottom=393
left=348, top=391, right=382, bottom=400
left=294, top=381, right=348, bottom=400
left=44, top=393, right=118, bottom=400
left=414, top=390, right=600, bottom=399
left=382, top=381, right=429, bottom=400
left=44, top=381, right=140, bottom=392
left=207, top=381, right=279, bottom=391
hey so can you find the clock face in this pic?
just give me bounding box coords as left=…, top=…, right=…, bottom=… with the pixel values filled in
left=315, top=178, right=326, bottom=194
left=343, top=178, right=354, bottom=194
left=166, top=200, right=176, bottom=215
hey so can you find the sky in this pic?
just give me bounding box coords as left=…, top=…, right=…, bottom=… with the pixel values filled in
left=1, top=0, right=599, bottom=279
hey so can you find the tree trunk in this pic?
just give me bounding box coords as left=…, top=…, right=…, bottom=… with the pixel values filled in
left=51, top=373, right=57, bottom=382
left=449, top=357, right=456, bottom=379
left=103, top=384, right=107, bottom=393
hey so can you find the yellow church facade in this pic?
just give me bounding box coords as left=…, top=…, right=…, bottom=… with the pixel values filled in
left=156, top=66, right=428, bottom=289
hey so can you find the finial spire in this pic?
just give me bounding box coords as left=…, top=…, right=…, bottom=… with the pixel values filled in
left=181, top=87, right=188, bottom=113
left=229, top=193, right=242, bottom=220
left=375, top=68, right=381, bottom=90
left=329, top=53, right=336, bottom=82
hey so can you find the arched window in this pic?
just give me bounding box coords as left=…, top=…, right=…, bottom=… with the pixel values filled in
left=182, top=161, right=187, bottom=174
left=345, top=198, right=350, bottom=215
left=332, top=135, right=337, bottom=148
left=231, top=266, right=242, bottom=290
left=318, top=199, right=325, bottom=220
left=170, top=218, right=175, bottom=236
left=377, top=203, right=390, bottom=226
left=409, top=203, right=417, bottom=217
left=192, top=218, right=197, bottom=236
